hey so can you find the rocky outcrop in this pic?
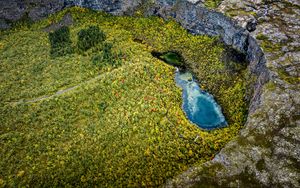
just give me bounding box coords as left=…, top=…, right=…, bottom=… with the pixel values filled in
left=0, top=0, right=298, bottom=187
left=0, top=0, right=65, bottom=29
left=166, top=0, right=300, bottom=187
left=64, top=0, right=141, bottom=15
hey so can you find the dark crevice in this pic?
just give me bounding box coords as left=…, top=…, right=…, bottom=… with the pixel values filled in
left=222, top=46, right=248, bottom=68
left=151, top=51, right=186, bottom=69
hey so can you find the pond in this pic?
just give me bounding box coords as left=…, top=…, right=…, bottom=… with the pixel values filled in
left=175, top=70, right=227, bottom=130
left=153, top=51, right=227, bottom=130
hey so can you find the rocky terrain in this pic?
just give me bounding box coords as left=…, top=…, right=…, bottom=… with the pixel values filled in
left=0, top=0, right=299, bottom=187
left=167, top=0, right=300, bottom=187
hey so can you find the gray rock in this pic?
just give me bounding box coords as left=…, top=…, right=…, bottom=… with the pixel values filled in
left=28, top=0, right=65, bottom=21
left=0, top=0, right=26, bottom=21
left=0, top=18, right=10, bottom=29
left=64, top=0, right=142, bottom=15
left=0, top=0, right=65, bottom=29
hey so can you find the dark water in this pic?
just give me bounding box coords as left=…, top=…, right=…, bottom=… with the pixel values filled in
left=175, top=70, right=227, bottom=130
left=151, top=51, right=185, bottom=68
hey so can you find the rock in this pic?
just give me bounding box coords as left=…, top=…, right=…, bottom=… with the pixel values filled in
left=0, top=0, right=65, bottom=29
left=0, top=0, right=26, bottom=22
left=0, top=18, right=10, bottom=30
left=245, top=18, right=257, bottom=32
left=64, top=0, right=142, bottom=15
left=187, top=0, right=202, bottom=4
left=28, top=0, right=65, bottom=21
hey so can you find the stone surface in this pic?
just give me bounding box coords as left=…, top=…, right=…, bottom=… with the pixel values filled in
left=64, top=0, right=142, bottom=15
left=27, top=0, right=65, bottom=21
left=0, top=0, right=299, bottom=187
left=0, top=18, right=10, bottom=29
left=0, top=0, right=65, bottom=29
left=0, top=0, right=26, bottom=22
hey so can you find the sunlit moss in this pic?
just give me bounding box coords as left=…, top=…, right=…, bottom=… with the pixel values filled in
left=277, top=67, right=299, bottom=84
left=265, top=81, right=277, bottom=91
left=204, top=0, right=223, bottom=9
left=225, top=9, right=257, bottom=18
left=257, top=35, right=283, bottom=53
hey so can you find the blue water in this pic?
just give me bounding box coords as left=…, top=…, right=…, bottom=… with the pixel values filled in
left=175, top=70, right=227, bottom=130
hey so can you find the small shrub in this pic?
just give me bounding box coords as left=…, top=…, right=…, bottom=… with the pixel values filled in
left=91, top=54, right=103, bottom=67
left=49, top=26, right=73, bottom=57
left=77, top=26, right=106, bottom=52
left=98, top=102, right=108, bottom=111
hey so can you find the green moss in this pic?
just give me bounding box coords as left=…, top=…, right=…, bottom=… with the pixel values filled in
left=265, top=81, right=277, bottom=91
left=277, top=68, right=299, bottom=84
left=256, top=33, right=283, bottom=53
left=225, top=9, right=257, bottom=18
left=204, top=0, right=223, bottom=9
left=260, top=39, right=282, bottom=52
left=10, top=12, right=34, bottom=29
left=256, top=34, right=269, bottom=41
left=0, top=7, right=249, bottom=187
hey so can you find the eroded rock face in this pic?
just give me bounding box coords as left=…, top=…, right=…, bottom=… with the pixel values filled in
left=0, top=0, right=298, bottom=187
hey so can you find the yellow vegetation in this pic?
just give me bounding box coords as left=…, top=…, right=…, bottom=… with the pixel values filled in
left=0, top=7, right=249, bottom=187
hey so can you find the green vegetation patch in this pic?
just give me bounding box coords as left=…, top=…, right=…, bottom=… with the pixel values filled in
left=0, top=7, right=249, bottom=187
left=277, top=67, right=299, bottom=84
left=256, top=34, right=283, bottom=53
left=77, top=25, right=106, bottom=53
left=225, top=9, right=257, bottom=18
left=204, top=0, right=223, bottom=9
left=49, top=26, right=73, bottom=57
left=92, top=42, right=122, bottom=68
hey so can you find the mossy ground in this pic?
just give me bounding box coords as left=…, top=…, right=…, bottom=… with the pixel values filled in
left=204, top=0, right=223, bottom=9
left=0, top=7, right=248, bottom=187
